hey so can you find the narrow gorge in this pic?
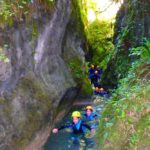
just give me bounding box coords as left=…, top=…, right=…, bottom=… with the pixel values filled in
left=0, top=0, right=149, bottom=150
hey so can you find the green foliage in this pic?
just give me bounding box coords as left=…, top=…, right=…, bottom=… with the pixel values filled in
left=0, top=0, right=30, bottom=24
left=77, top=0, right=88, bottom=29
left=68, top=58, right=93, bottom=97
left=68, top=58, right=84, bottom=84
left=95, top=41, right=150, bottom=149
left=32, top=22, right=39, bottom=38
left=129, top=38, right=150, bottom=61
left=0, top=1, right=12, bottom=21
left=0, top=46, right=10, bottom=63
left=87, top=20, right=114, bottom=70
left=102, top=0, right=138, bottom=85
left=70, top=0, right=87, bottom=37
left=0, top=0, right=55, bottom=26
left=79, top=77, right=93, bottom=97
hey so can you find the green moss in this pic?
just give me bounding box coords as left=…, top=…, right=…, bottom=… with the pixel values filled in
left=71, top=0, right=86, bottom=36
left=101, top=0, right=148, bottom=87
left=79, top=77, right=93, bottom=97
left=20, top=74, right=50, bottom=98
left=67, top=56, right=84, bottom=84
left=32, top=22, right=39, bottom=38
left=0, top=0, right=55, bottom=27
left=0, top=98, right=12, bottom=120
left=0, top=97, right=6, bottom=104
left=12, top=110, right=42, bottom=150
left=64, top=54, right=93, bottom=97
left=11, top=73, right=52, bottom=149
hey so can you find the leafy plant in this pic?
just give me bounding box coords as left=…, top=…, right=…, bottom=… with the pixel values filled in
left=96, top=39, right=150, bottom=149
left=87, top=20, right=114, bottom=70
left=68, top=58, right=84, bottom=84
left=0, top=47, right=9, bottom=63
left=0, top=0, right=55, bottom=26
left=129, top=38, right=150, bottom=61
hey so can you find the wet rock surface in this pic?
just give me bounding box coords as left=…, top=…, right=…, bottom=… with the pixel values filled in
left=0, top=0, right=86, bottom=149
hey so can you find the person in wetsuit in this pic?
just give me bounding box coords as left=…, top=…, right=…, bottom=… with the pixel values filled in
left=93, top=87, right=100, bottom=95
left=89, top=70, right=101, bottom=87
left=83, top=106, right=98, bottom=129
left=94, top=65, right=102, bottom=77
left=99, top=87, right=107, bottom=97
left=83, top=106, right=98, bottom=121
left=52, top=111, right=95, bottom=146
left=88, top=64, right=95, bottom=75
left=52, top=111, right=94, bottom=134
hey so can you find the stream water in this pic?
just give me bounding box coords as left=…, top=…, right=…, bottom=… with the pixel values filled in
left=44, top=96, right=108, bottom=150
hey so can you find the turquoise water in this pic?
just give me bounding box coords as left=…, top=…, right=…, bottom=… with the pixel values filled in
left=44, top=98, right=106, bottom=150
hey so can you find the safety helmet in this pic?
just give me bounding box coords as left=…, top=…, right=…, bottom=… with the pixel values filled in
left=85, top=106, right=93, bottom=111
left=100, top=88, right=104, bottom=91
left=91, top=64, right=94, bottom=68
left=72, top=111, right=81, bottom=118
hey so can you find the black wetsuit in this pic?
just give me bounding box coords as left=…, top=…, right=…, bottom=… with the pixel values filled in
left=58, top=120, right=92, bottom=135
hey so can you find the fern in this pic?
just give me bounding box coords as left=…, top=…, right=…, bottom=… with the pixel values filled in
left=129, top=38, right=150, bottom=61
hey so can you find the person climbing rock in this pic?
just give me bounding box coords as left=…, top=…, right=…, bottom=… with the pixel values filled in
left=52, top=111, right=95, bottom=146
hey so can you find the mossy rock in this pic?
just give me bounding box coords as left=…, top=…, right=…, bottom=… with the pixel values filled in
left=65, top=56, right=84, bottom=84
left=10, top=73, right=52, bottom=149
left=79, top=77, right=93, bottom=98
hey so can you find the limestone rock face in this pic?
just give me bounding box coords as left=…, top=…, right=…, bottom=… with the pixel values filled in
left=0, top=0, right=86, bottom=149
